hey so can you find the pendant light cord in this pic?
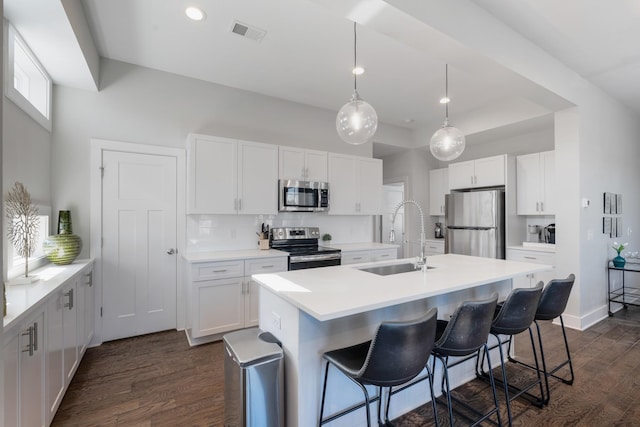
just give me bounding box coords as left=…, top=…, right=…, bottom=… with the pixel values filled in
left=445, top=64, right=449, bottom=120
left=353, top=22, right=358, bottom=92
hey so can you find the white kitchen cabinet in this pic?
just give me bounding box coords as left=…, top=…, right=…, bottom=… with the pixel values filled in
left=341, top=251, right=372, bottom=265
left=278, top=146, right=328, bottom=181
left=187, top=134, right=278, bottom=215
left=4, top=310, right=45, bottom=427
left=45, top=275, right=79, bottom=424
left=188, top=257, right=287, bottom=339
left=506, top=248, right=557, bottom=288
left=77, top=268, right=94, bottom=356
left=243, top=257, right=288, bottom=327
left=371, top=248, right=397, bottom=262
left=424, top=240, right=445, bottom=256
left=516, top=151, right=555, bottom=215
left=429, top=168, right=449, bottom=215
left=341, top=248, right=397, bottom=265
left=328, top=153, right=383, bottom=215
left=449, top=155, right=506, bottom=190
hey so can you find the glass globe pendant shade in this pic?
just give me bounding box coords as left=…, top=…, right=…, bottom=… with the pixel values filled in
left=336, top=90, right=378, bottom=145
left=429, top=120, right=466, bottom=161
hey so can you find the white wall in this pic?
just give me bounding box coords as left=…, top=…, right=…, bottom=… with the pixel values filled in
left=381, top=147, right=431, bottom=257
left=52, top=58, right=413, bottom=257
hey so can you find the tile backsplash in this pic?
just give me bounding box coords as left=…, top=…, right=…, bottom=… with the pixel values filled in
left=187, top=213, right=373, bottom=252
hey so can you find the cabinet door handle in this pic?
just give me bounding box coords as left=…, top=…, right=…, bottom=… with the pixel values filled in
left=21, top=326, right=34, bottom=356
left=540, top=201, right=544, bottom=211
left=84, top=272, right=93, bottom=287
left=33, top=321, right=38, bottom=351
left=64, top=289, right=74, bottom=310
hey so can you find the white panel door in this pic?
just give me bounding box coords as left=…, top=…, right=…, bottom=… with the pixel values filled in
left=237, top=141, right=278, bottom=214
left=278, top=146, right=306, bottom=180
left=542, top=150, right=555, bottom=214
left=474, top=155, right=505, bottom=187
left=328, top=153, right=358, bottom=214
left=102, top=150, right=177, bottom=341
left=304, top=149, right=328, bottom=181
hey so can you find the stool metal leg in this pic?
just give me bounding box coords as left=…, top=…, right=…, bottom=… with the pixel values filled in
left=319, top=361, right=330, bottom=427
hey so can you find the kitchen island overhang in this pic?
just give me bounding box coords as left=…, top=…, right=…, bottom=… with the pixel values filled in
left=253, top=254, right=552, bottom=426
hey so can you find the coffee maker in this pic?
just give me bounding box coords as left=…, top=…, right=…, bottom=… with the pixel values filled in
left=435, top=222, right=444, bottom=239
left=527, top=225, right=542, bottom=243
left=544, top=224, right=556, bottom=244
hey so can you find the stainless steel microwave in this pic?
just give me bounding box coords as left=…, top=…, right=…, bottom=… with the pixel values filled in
left=278, top=179, right=329, bottom=212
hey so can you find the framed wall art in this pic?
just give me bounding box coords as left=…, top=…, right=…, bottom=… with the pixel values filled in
left=604, top=192, right=611, bottom=214
left=603, top=217, right=612, bottom=237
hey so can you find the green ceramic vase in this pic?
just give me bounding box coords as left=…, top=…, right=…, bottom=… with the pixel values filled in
left=43, top=210, right=82, bottom=265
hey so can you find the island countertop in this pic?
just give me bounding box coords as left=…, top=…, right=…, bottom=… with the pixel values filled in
left=252, top=253, right=551, bottom=321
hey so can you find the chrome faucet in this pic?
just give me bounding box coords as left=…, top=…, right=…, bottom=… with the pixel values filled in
left=389, top=200, right=427, bottom=272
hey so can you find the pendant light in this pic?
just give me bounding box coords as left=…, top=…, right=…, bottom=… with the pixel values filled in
left=430, top=64, right=465, bottom=161
left=336, top=22, right=378, bottom=145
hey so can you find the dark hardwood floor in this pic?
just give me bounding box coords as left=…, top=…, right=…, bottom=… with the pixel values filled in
left=53, top=308, right=640, bottom=426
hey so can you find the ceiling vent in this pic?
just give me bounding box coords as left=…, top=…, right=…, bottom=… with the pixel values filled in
left=230, top=20, right=267, bottom=42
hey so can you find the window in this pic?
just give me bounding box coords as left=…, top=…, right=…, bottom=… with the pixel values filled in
left=4, top=21, right=52, bottom=131
left=6, top=207, right=51, bottom=279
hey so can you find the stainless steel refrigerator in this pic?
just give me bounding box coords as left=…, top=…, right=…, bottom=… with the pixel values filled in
left=445, top=189, right=505, bottom=259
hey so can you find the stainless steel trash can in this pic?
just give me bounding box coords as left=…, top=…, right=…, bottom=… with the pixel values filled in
left=224, top=328, right=284, bottom=427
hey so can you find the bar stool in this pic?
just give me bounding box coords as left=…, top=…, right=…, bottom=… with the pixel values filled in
left=318, top=307, right=439, bottom=427
left=431, top=294, right=501, bottom=427
left=477, top=283, right=544, bottom=426
left=508, top=274, right=575, bottom=405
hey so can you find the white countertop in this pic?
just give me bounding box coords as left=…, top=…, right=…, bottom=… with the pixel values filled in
left=183, top=249, right=288, bottom=263
left=253, top=254, right=551, bottom=322
left=328, top=242, right=399, bottom=251
left=4, top=260, right=93, bottom=331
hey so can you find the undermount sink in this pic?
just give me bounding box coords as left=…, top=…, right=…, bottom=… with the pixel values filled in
left=358, top=263, right=435, bottom=276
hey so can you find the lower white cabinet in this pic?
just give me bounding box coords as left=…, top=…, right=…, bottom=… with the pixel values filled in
left=424, top=240, right=445, bottom=256
left=341, top=248, right=398, bottom=265
left=4, top=310, right=46, bottom=427
left=4, top=261, right=93, bottom=427
left=188, top=257, right=287, bottom=339
left=506, top=248, right=557, bottom=288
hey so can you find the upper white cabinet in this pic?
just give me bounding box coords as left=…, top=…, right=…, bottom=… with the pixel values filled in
left=328, top=153, right=382, bottom=215
left=516, top=151, right=555, bottom=215
left=449, top=155, right=506, bottom=190
left=429, top=168, right=449, bottom=215
left=187, top=134, right=278, bottom=214
left=278, top=146, right=328, bottom=181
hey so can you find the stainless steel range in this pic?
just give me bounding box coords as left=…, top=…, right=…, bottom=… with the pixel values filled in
left=270, top=227, right=341, bottom=270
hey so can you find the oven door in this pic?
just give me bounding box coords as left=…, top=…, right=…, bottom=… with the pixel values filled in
left=288, top=253, right=341, bottom=270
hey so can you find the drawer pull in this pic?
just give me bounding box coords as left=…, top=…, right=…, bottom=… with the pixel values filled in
left=524, top=256, right=537, bottom=260
left=379, top=254, right=389, bottom=258
left=213, top=269, right=228, bottom=273
left=352, top=257, right=362, bottom=260
left=261, top=265, right=274, bottom=269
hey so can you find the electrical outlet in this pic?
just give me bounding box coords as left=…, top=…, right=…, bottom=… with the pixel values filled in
left=271, top=311, right=281, bottom=330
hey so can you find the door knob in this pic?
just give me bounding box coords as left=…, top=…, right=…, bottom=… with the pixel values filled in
left=166, top=248, right=176, bottom=255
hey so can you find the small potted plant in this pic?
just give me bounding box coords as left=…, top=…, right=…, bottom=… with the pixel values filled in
left=612, top=241, right=628, bottom=268
left=322, top=233, right=332, bottom=246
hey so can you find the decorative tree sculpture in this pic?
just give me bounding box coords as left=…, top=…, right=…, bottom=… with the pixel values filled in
left=6, top=182, right=39, bottom=279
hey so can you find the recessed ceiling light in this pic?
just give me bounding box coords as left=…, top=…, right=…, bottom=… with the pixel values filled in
left=439, top=97, right=450, bottom=104
left=352, top=66, right=365, bottom=75
left=185, top=6, right=206, bottom=21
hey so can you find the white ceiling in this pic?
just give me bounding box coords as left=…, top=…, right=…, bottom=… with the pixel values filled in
left=4, top=0, right=640, bottom=153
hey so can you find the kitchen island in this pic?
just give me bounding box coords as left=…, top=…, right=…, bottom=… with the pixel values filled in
left=253, top=254, right=551, bottom=426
